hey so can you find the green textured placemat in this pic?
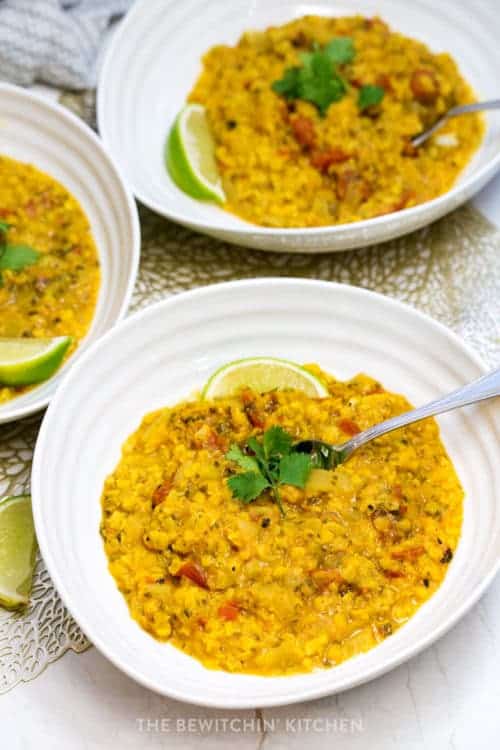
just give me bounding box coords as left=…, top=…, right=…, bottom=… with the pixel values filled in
left=1, top=91, right=499, bottom=694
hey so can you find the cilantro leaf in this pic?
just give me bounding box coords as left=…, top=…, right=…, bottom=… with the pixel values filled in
left=227, top=471, right=269, bottom=503
left=324, top=37, right=355, bottom=65
left=272, top=37, right=352, bottom=116
left=246, top=435, right=265, bottom=462
left=0, top=222, right=41, bottom=287
left=358, top=84, right=385, bottom=110
left=279, top=453, right=313, bottom=488
left=226, top=444, right=260, bottom=473
left=0, top=245, right=40, bottom=271
left=298, top=51, right=346, bottom=116
left=226, top=426, right=314, bottom=515
left=298, top=50, right=313, bottom=67
left=271, top=67, right=301, bottom=98
left=263, top=425, right=293, bottom=458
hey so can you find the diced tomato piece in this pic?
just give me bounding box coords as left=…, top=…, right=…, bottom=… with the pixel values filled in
left=241, top=390, right=265, bottom=428
left=290, top=116, right=316, bottom=149
left=193, top=424, right=225, bottom=451
left=218, top=600, right=240, bottom=621
left=310, top=147, right=351, bottom=172
left=383, top=569, right=405, bottom=579
left=246, top=406, right=264, bottom=428
left=391, top=546, right=425, bottom=561
left=206, top=430, right=221, bottom=450
left=177, top=562, right=209, bottom=589
left=152, top=480, right=172, bottom=507
left=241, top=388, right=255, bottom=405
left=376, top=73, right=393, bottom=93
left=338, top=418, right=361, bottom=436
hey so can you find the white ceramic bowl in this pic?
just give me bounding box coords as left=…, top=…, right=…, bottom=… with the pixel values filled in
left=32, top=279, right=500, bottom=708
left=0, top=83, right=140, bottom=424
left=98, top=0, right=500, bottom=253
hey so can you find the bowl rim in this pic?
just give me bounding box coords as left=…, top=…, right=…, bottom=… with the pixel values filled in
left=97, top=0, right=500, bottom=238
left=31, top=278, right=500, bottom=708
left=0, top=82, right=141, bottom=423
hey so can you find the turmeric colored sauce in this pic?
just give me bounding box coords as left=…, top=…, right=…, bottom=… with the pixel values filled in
left=189, top=15, right=483, bottom=227
left=0, top=155, right=100, bottom=403
left=101, top=367, right=463, bottom=675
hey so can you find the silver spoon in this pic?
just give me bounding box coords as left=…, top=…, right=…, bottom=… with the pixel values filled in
left=411, top=99, right=500, bottom=148
left=294, top=368, right=500, bottom=469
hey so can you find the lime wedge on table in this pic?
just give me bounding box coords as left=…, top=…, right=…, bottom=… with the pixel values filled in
left=202, top=357, right=329, bottom=399
left=166, top=104, right=226, bottom=203
left=0, top=495, right=37, bottom=610
left=0, top=336, right=71, bottom=387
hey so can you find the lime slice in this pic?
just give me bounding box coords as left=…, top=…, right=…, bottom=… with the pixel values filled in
left=0, top=336, right=72, bottom=386
left=202, top=357, right=329, bottom=399
left=166, top=104, right=225, bottom=204
left=0, top=495, right=37, bottom=609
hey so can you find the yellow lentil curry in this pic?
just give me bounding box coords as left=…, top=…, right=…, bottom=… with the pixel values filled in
left=188, top=15, right=483, bottom=227
left=0, top=155, right=100, bottom=403
left=101, top=367, right=463, bottom=675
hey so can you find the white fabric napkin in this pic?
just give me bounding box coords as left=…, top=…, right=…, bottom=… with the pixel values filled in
left=0, top=0, right=133, bottom=89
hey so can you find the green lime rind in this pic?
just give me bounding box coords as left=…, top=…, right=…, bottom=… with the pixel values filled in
left=0, top=336, right=72, bottom=387
left=165, top=106, right=225, bottom=204
left=0, top=494, right=37, bottom=610
left=202, top=356, right=329, bottom=399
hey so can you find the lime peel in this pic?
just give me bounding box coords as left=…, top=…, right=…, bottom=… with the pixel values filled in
left=0, top=495, right=37, bottom=610
left=0, top=336, right=72, bottom=387
left=166, top=104, right=225, bottom=204
left=202, top=356, right=329, bottom=399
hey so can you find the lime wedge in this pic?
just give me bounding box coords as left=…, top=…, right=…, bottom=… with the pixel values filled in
left=0, top=336, right=72, bottom=386
left=0, top=495, right=37, bottom=609
left=166, top=104, right=225, bottom=203
left=202, top=357, right=329, bottom=399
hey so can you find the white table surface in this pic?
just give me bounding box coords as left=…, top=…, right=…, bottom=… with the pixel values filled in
left=1, top=571, right=499, bottom=750
left=2, top=34, right=500, bottom=750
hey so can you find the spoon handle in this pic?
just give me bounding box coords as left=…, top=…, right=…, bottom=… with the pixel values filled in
left=411, top=98, right=500, bottom=147
left=343, top=368, right=500, bottom=457
left=449, top=99, right=500, bottom=115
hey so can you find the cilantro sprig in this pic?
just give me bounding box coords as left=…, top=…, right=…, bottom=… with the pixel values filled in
left=272, top=36, right=385, bottom=117
left=322, top=37, right=355, bottom=65
left=226, top=426, right=312, bottom=515
left=272, top=37, right=354, bottom=116
left=0, top=221, right=40, bottom=286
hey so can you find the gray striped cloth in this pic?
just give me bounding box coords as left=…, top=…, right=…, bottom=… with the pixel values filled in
left=0, top=0, right=133, bottom=89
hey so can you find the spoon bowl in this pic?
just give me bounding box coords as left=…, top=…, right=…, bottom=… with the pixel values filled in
left=294, top=439, right=348, bottom=469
